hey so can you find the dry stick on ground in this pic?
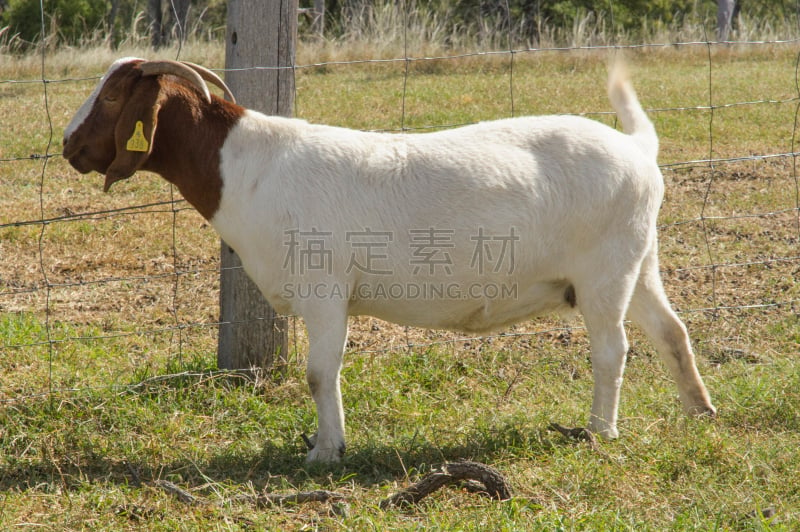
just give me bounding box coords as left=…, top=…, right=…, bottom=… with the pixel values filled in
left=150, top=460, right=512, bottom=511
left=237, top=490, right=348, bottom=508
left=548, top=422, right=600, bottom=451
left=153, top=480, right=200, bottom=506
left=152, top=480, right=346, bottom=508
left=379, top=460, right=512, bottom=509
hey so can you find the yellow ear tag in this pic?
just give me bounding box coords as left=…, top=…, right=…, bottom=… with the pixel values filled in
left=126, top=121, right=149, bottom=152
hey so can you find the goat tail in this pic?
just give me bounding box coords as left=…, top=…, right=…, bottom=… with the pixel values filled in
left=608, top=62, right=659, bottom=161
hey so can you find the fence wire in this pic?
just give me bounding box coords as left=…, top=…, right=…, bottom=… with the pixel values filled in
left=1, top=9, right=799, bottom=406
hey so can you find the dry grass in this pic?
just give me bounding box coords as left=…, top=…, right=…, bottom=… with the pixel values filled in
left=2, top=40, right=798, bottom=401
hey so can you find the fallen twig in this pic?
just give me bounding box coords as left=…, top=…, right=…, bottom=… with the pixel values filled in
left=380, top=460, right=512, bottom=509
left=153, top=479, right=346, bottom=509
left=236, top=489, right=347, bottom=508
left=150, top=460, right=511, bottom=513
left=153, top=480, right=200, bottom=506
left=548, top=422, right=599, bottom=451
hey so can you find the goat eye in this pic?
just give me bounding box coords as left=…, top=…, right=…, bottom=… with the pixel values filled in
left=103, top=95, right=117, bottom=103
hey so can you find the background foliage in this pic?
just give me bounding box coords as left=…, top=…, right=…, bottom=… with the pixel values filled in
left=1, top=0, right=798, bottom=48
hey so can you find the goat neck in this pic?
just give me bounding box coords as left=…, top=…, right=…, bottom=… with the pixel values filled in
left=144, top=83, right=245, bottom=220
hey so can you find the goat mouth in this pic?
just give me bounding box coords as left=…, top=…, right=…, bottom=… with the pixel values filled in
left=63, top=146, right=106, bottom=175
left=62, top=140, right=80, bottom=160
left=63, top=145, right=88, bottom=172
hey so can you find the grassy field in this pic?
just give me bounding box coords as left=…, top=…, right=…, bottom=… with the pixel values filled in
left=1, top=39, right=799, bottom=530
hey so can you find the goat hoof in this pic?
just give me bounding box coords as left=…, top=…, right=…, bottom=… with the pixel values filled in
left=687, top=404, right=717, bottom=418
left=306, top=442, right=346, bottom=464
left=587, top=420, right=619, bottom=440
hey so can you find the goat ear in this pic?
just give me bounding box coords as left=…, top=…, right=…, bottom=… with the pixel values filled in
left=104, top=80, right=162, bottom=192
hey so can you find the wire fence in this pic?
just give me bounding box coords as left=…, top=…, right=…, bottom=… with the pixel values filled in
left=1, top=6, right=799, bottom=406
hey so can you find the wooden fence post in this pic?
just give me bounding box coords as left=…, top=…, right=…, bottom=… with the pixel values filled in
left=218, top=0, right=296, bottom=371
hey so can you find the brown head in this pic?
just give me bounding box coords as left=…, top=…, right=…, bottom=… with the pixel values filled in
left=62, top=58, right=236, bottom=193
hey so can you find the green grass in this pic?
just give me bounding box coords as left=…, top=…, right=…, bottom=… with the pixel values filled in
left=2, top=40, right=800, bottom=529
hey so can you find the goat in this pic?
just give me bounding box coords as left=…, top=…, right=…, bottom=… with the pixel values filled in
left=63, top=58, right=716, bottom=463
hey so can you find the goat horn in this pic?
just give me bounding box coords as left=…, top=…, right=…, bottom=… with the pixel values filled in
left=179, top=62, right=236, bottom=104
left=139, top=60, right=212, bottom=103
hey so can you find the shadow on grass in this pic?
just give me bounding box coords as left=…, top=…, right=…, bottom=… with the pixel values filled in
left=0, top=364, right=576, bottom=496
left=0, top=418, right=561, bottom=495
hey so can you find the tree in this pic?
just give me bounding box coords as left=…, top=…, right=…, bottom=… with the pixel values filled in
left=1, top=0, right=106, bottom=45
left=716, top=0, right=739, bottom=41
left=146, top=0, right=192, bottom=48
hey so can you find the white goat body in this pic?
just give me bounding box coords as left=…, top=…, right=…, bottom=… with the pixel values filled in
left=217, top=112, right=656, bottom=331
left=63, top=59, right=715, bottom=463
